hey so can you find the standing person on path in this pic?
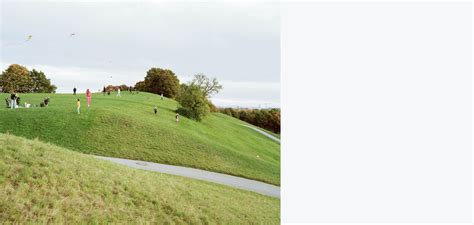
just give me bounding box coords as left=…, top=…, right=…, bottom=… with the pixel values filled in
left=73, top=87, right=77, bottom=95
left=117, top=88, right=121, bottom=97
left=86, top=89, right=92, bottom=107
left=76, top=99, right=81, bottom=114
left=175, top=113, right=179, bottom=123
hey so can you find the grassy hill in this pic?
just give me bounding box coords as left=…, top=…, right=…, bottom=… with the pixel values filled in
left=0, top=92, right=280, bottom=185
left=0, top=133, right=279, bottom=223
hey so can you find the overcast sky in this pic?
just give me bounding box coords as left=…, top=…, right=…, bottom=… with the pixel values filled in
left=0, top=1, right=280, bottom=108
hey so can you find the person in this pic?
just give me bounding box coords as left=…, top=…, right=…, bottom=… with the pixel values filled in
left=73, top=87, right=77, bottom=95
left=10, top=93, right=17, bottom=109
left=43, top=97, right=50, bottom=106
left=86, top=89, right=91, bottom=107
left=154, top=106, right=158, bottom=114
left=117, top=88, right=121, bottom=97
left=175, top=113, right=179, bottom=123
left=16, top=95, right=20, bottom=106
left=102, top=86, right=106, bottom=95
left=129, top=86, right=133, bottom=93
left=76, top=99, right=81, bottom=114
left=161, top=93, right=164, bottom=100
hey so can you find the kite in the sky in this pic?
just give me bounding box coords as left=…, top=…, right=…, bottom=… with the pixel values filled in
left=70, top=33, right=76, bottom=37
left=25, top=35, right=32, bottom=42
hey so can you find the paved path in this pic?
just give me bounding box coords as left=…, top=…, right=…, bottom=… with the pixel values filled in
left=96, top=156, right=280, bottom=198
left=241, top=124, right=280, bottom=143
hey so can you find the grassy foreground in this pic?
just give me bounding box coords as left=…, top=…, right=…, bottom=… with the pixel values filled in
left=0, top=133, right=279, bottom=223
left=0, top=92, right=280, bottom=185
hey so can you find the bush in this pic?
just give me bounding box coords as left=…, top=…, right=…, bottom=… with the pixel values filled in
left=176, top=84, right=210, bottom=121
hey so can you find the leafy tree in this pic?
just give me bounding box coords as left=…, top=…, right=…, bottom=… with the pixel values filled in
left=191, top=74, right=223, bottom=97
left=144, top=68, right=180, bottom=98
left=30, top=69, right=56, bottom=93
left=134, top=81, right=146, bottom=91
left=176, top=84, right=210, bottom=121
left=0, top=64, right=32, bottom=93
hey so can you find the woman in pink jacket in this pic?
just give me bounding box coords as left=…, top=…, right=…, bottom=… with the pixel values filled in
left=86, top=89, right=92, bottom=107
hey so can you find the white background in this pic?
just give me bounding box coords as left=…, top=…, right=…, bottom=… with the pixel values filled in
left=281, top=2, right=472, bottom=223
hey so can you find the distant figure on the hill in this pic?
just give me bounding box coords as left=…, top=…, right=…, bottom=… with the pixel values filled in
left=76, top=99, right=81, bottom=114
left=175, top=113, right=179, bottom=123
left=161, top=93, right=164, bottom=100
left=10, top=93, right=17, bottom=109
left=129, top=86, right=133, bottom=93
left=73, top=87, right=77, bottom=95
left=154, top=106, right=158, bottom=114
left=86, top=89, right=92, bottom=107
left=117, top=88, right=121, bottom=97
left=102, top=86, right=106, bottom=95
left=43, top=97, right=50, bottom=106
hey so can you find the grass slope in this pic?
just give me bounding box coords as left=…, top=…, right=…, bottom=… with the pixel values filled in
left=0, top=133, right=279, bottom=223
left=0, top=93, right=280, bottom=185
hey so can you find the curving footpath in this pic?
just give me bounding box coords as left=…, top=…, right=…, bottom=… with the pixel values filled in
left=241, top=124, right=280, bottom=143
left=95, top=156, right=280, bottom=198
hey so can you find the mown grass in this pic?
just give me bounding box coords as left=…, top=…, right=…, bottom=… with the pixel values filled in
left=0, top=92, right=280, bottom=185
left=0, top=133, right=279, bottom=223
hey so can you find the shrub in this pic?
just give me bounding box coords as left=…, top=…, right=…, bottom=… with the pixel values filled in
left=176, top=84, right=210, bottom=121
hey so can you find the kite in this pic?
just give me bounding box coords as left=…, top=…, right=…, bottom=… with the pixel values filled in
left=25, top=35, right=32, bottom=42
left=70, top=33, right=76, bottom=37
left=2, top=34, right=32, bottom=47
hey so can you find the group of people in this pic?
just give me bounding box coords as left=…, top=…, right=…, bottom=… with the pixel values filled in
left=74, top=87, right=179, bottom=122
left=5, top=93, right=50, bottom=109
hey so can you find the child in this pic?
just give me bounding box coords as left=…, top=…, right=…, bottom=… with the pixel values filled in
left=76, top=99, right=81, bottom=114
left=175, top=113, right=179, bottom=123
left=86, top=89, right=91, bottom=107
left=154, top=107, right=158, bottom=114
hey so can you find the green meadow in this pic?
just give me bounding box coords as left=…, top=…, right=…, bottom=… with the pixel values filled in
left=0, top=92, right=280, bottom=185
left=0, top=133, right=280, bottom=223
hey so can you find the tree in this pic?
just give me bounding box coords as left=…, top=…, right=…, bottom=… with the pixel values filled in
left=191, top=74, right=223, bottom=97
left=144, top=68, right=180, bottom=98
left=0, top=64, right=32, bottom=93
left=30, top=69, right=56, bottom=93
left=134, top=80, right=146, bottom=91
left=176, top=84, right=210, bottom=121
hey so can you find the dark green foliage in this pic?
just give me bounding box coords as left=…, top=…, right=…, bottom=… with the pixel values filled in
left=29, top=69, right=57, bottom=93
left=0, top=64, right=56, bottom=93
left=219, top=108, right=280, bottom=133
left=142, top=68, right=180, bottom=98
left=176, top=84, right=210, bottom=121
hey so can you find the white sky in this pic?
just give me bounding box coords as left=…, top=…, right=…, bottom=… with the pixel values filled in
left=0, top=1, right=280, bottom=108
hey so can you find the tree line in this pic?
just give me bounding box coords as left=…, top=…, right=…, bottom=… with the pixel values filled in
left=219, top=108, right=280, bottom=134
left=0, top=64, right=57, bottom=93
